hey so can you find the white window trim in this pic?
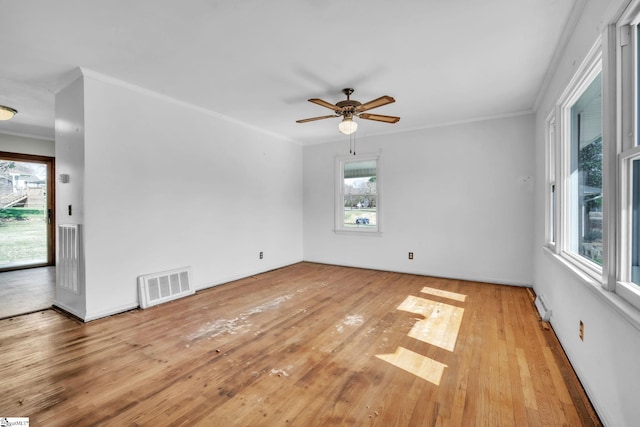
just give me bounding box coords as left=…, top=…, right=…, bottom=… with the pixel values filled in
left=545, top=110, right=558, bottom=252
left=616, top=3, right=640, bottom=311
left=334, top=151, right=383, bottom=236
left=616, top=126, right=640, bottom=311
left=543, top=246, right=640, bottom=332
left=542, top=5, right=640, bottom=326
left=617, top=147, right=640, bottom=283
left=617, top=280, right=640, bottom=311
left=556, top=38, right=604, bottom=283
left=601, top=24, right=618, bottom=292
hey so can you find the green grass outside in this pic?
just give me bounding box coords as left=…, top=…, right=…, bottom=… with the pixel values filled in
left=0, top=209, right=47, bottom=267
left=343, top=208, right=377, bottom=228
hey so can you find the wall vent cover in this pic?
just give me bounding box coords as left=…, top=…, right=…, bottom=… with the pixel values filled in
left=138, top=266, right=194, bottom=309
left=534, top=293, right=552, bottom=321
left=58, top=224, right=81, bottom=294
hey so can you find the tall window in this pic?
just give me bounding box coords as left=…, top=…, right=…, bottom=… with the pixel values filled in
left=335, top=153, right=382, bottom=234
left=546, top=4, right=640, bottom=313
left=553, top=40, right=603, bottom=280
left=568, top=73, right=603, bottom=265
left=546, top=114, right=557, bottom=249
left=617, top=8, right=640, bottom=310
left=629, top=25, right=640, bottom=291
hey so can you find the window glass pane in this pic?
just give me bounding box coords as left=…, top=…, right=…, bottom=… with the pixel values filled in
left=343, top=160, right=377, bottom=228
left=550, top=184, right=556, bottom=243
left=547, top=117, right=556, bottom=246
left=0, top=159, right=48, bottom=268
left=632, top=160, right=640, bottom=286
left=569, top=73, right=602, bottom=265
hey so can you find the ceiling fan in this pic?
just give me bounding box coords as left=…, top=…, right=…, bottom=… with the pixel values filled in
left=296, top=88, right=400, bottom=135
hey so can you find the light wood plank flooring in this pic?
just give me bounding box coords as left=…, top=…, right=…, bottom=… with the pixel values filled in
left=0, top=262, right=601, bottom=426
left=0, top=266, right=55, bottom=319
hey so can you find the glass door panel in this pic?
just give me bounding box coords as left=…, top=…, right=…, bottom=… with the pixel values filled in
left=0, top=153, right=54, bottom=270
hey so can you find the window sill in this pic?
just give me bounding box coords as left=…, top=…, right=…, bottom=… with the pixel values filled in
left=543, top=246, right=640, bottom=332
left=334, top=229, right=383, bottom=237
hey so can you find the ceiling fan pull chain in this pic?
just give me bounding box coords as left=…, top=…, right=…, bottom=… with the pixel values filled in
left=353, top=132, right=356, bottom=156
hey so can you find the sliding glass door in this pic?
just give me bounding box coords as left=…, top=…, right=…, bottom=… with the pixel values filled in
left=0, top=152, right=55, bottom=271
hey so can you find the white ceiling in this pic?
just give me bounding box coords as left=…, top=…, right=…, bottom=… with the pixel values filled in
left=0, top=0, right=577, bottom=145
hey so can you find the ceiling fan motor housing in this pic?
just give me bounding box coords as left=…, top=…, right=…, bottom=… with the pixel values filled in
left=336, top=88, right=360, bottom=115
left=336, top=100, right=361, bottom=116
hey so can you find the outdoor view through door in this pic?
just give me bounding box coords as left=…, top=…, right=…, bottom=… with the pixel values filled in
left=0, top=152, right=55, bottom=271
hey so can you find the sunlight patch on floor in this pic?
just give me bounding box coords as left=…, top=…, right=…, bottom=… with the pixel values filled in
left=396, top=295, right=464, bottom=351
left=376, top=346, right=447, bottom=385
left=375, top=288, right=466, bottom=383
left=420, top=286, right=467, bottom=302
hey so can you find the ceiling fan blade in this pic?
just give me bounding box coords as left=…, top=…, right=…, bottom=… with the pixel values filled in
left=308, top=98, right=341, bottom=112
left=356, top=95, right=395, bottom=112
left=358, top=113, right=400, bottom=123
left=296, top=115, right=338, bottom=123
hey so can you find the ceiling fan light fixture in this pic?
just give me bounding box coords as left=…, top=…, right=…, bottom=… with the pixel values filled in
left=0, top=105, right=17, bottom=121
left=296, top=88, right=399, bottom=139
left=338, top=117, right=358, bottom=135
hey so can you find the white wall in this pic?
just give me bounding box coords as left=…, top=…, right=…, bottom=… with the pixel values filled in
left=55, top=77, right=87, bottom=317
left=533, top=1, right=640, bottom=426
left=56, top=70, right=303, bottom=321
left=0, top=133, right=54, bottom=156
left=303, top=114, right=535, bottom=286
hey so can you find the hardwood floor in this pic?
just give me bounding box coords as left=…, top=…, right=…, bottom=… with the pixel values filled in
left=0, top=263, right=601, bottom=426
left=0, top=266, right=55, bottom=319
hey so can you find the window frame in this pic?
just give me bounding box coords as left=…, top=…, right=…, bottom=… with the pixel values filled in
left=545, top=111, right=558, bottom=252
left=616, top=3, right=640, bottom=311
left=544, top=5, right=640, bottom=320
left=618, top=148, right=640, bottom=310
left=556, top=41, right=604, bottom=282
left=334, top=152, right=383, bottom=235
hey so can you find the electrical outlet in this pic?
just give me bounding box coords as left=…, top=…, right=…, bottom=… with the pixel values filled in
left=579, top=320, right=584, bottom=341
left=259, top=251, right=263, bottom=259
left=408, top=252, right=414, bottom=260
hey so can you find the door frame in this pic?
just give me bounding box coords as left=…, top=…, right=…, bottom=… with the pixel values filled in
left=0, top=151, right=55, bottom=272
